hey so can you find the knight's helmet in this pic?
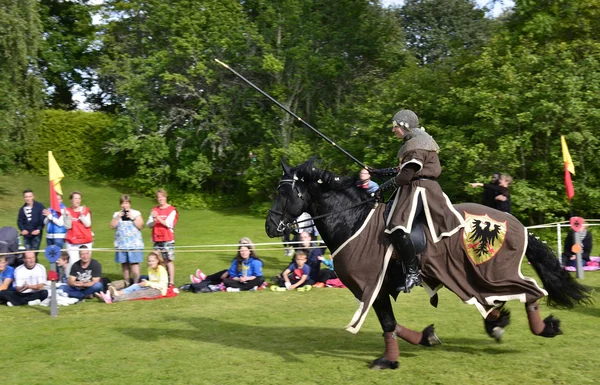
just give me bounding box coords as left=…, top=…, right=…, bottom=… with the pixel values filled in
left=392, top=110, right=419, bottom=131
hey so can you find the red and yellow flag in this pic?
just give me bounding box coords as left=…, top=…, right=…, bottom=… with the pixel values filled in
left=560, top=136, right=575, bottom=201
left=48, top=151, right=64, bottom=213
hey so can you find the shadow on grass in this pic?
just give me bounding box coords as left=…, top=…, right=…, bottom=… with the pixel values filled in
left=571, top=304, right=600, bottom=318
left=115, top=317, right=521, bottom=364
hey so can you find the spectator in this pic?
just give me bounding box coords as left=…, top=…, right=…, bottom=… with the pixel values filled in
left=0, top=251, right=48, bottom=306
left=295, top=212, right=319, bottom=242
left=17, top=189, right=45, bottom=256
left=357, top=168, right=379, bottom=195
left=99, top=251, right=168, bottom=303
left=223, top=242, right=264, bottom=292
left=42, top=192, right=67, bottom=249
left=61, top=245, right=103, bottom=300
left=562, top=224, right=593, bottom=267
left=271, top=250, right=313, bottom=291
left=481, top=172, right=501, bottom=208
left=186, top=237, right=254, bottom=293
left=0, top=226, right=21, bottom=267
left=470, top=174, right=512, bottom=213
left=63, top=191, right=93, bottom=276
left=316, top=254, right=338, bottom=285
left=55, top=251, right=69, bottom=284
left=110, top=194, right=144, bottom=284
left=295, top=231, right=325, bottom=283
left=281, top=227, right=295, bottom=257
left=0, top=255, right=15, bottom=294
left=146, top=189, right=178, bottom=287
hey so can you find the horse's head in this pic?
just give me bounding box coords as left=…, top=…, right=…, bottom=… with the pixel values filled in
left=265, top=160, right=310, bottom=237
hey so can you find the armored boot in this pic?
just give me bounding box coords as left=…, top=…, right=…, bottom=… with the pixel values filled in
left=389, top=230, right=422, bottom=293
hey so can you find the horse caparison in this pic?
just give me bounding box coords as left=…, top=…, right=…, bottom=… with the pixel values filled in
left=265, top=159, right=592, bottom=370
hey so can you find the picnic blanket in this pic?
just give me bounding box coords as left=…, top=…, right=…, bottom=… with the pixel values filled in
left=564, top=256, right=600, bottom=272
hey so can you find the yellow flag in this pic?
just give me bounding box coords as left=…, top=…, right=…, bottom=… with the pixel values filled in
left=48, top=151, right=64, bottom=195
left=560, top=136, right=575, bottom=175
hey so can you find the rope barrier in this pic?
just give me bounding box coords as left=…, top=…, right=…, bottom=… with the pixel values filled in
left=0, top=240, right=326, bottom=256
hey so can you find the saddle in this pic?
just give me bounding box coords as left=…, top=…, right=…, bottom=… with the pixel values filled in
left=382, top=203, right=427, bottom=254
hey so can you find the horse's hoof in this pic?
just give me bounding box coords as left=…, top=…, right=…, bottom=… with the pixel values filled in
left=419, top=324, right=442, bottom=346
left=369, top=356, right=399, bottom=370
left=539, top=315, right=563, bottom=338
left=484, top=308, right=511, bottom=342
left=490, top=326, right=505, bottom=342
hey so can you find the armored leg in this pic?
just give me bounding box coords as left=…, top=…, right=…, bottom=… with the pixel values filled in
left=389, top=230, right=422, bottom=293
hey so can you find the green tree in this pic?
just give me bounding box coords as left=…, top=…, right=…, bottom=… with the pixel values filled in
left=37, top=0, right=97, bottom=110
left=399, top=0, right=496, bottom=65
left=0, top=0, right=44, bottom=171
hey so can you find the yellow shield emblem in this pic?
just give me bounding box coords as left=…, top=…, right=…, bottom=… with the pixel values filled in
left=462, top=212, right=507, bottom=265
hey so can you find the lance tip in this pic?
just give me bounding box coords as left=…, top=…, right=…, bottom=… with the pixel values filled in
left=214, top=58, right=229, bottom=68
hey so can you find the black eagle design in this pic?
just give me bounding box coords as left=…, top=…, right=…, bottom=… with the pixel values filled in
left=468, top=219, right=502, bottom=257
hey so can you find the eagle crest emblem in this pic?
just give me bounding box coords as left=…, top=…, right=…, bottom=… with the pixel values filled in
left=462, top=212, right=507, bottom=265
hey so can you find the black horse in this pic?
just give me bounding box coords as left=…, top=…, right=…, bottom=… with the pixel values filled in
left=265, top=159, right=591, bottom=370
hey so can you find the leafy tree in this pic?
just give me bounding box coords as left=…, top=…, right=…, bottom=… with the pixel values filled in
left=0, top=0, right=44, bottom=172
left=399, top=0, right=496, bottom=65
left=37, top=0, right=97, bottom=110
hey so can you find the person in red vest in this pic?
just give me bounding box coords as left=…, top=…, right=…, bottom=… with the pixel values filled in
left=146, top=189, right=178, bottom=287
left=63, top=191, right=93, bottom=276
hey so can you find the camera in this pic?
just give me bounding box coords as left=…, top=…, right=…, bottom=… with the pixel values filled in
left=121, top=209, right=132, bottom=221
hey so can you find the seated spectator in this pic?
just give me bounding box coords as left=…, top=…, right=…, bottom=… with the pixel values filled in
left=316, top=255, right=338, bottom=285
left=111, top=194, right=145, bottom=284
left=0, top=255, right=15, bottom=294
left=357, top=168, right=379, bottom=195
left=43, top=192, right=67, bottom=248
left=271, top=250, right=313, bottom=291
left=0, top=251, right=48, bottom=306
left=55, top=251, right=69, bottom=284
left=562, top=224, right=593, bottom=267
left=295, top=231, right=325, bottom=283
left=222, top=240, right=264, bottom=292
left=98, top=251, right=168, bottom=303
left=185, top=237, right=257, bottom=293
left=61, top=245, right=103, bottom=300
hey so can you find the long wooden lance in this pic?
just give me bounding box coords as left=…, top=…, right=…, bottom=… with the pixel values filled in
left=214, top=58, right=366, bottom=169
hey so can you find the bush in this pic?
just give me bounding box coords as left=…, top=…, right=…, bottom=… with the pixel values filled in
left=25, top=109, right=115, bottom=178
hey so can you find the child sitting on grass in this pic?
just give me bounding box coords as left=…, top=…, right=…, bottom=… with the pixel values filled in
left=98, top=251, right=168, bottom=303
left=55, top=251, right=69, bottom=284
left=271, top=250, right=313, bottom=292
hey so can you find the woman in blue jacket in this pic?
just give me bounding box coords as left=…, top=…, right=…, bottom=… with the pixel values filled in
left=222, top=242, right=264, bottom=292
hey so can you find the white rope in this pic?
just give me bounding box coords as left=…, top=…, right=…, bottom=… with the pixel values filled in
left=0, top=240, right=326, bottom=256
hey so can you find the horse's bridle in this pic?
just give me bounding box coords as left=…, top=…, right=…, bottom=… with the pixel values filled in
left=268, top=176, right=306, bottom=233
left=268, top=174, right=376, bottom=233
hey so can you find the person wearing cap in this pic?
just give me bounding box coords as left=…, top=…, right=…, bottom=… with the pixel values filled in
left=370, top=109, right=465, bottom=293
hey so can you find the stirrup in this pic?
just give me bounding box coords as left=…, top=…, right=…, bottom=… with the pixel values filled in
left=397, top=273, right=422, bottom=293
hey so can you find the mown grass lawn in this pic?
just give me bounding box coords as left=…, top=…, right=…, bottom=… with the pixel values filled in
left=0, top=174, right=598, bottom=385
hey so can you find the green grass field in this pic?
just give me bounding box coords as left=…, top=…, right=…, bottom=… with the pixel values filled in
left=0, top=175, right=598, bottom=385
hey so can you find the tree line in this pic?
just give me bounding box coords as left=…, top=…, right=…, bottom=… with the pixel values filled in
left=2, top=0, right=600, bottom=223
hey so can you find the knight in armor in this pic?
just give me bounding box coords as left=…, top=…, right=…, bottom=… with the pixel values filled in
left=371, top=110, right=465, bottom=293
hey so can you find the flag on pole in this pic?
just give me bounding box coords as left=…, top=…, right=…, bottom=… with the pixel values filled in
left=560, top=136, right=575, bottom=201
left=48, top=151, right=64, bottom=213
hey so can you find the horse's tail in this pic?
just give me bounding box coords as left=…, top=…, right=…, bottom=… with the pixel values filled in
left=525, top=233, right=592, bottom=308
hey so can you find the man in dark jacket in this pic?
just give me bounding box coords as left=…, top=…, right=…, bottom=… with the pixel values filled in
left=17, top=189, right=45, bottom=256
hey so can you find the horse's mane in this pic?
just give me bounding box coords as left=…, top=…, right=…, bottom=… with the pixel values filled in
left=292, top=158, right=360, bottom=193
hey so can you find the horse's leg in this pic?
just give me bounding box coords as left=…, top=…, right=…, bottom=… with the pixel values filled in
left=525, top=301, right=563, bottom=337
left=483, top=304, right=511, bottom=342
left=370, top=291, right=400, bottom=370
left=395, top=323, right=441, bottom=346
